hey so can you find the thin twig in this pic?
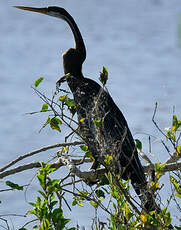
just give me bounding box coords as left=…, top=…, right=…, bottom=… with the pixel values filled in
left=152, top=103, right=168, bottom=139
left=20, top=218, right=38, bottom=228
left=0, top=217, right=10, bottom=230
left=0, top=184, right=29, bottom=193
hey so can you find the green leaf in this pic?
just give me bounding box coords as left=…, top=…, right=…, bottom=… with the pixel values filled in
left=176, top=145, right=181, bottom=155
left=47, top=179, right=60, bottom=189
left=41, top=103, right=48, bottom=112
left=150, top=181, right=160, bottom=192
left=175, top=193, right=181, bottom=199
left=155, top=162, right=167, bottom=172
left=80, top=118, right=85, bottom=123
left=112, top=202, right=117, bottom=212
left=29, top=202, right=37, bottom=207
left=37, top=172, right=46, bottom=188
left=38, top=190, right=47, bottom=199
left=77, top=202, right=84, bottom=206
left=58, top=95, right=67, bottom=101
left=34, top=77, right=44, bottom=87
left=50, top=117, right=62, bottom=132
left=104, top=154, right=113, bottom=165
left=37, top=196, right=42, bottom=206
left=175, top=227, right=181, bottom=230
left=41, top=117, right=51, bottom=130
left=140, top=214, right=147, bottom=223
left=65, top=98, right=76, bottom=107
left=178, top=120, right=181, bottom=126
left=6, top=181, right=23, bottom=190
left=90, top=200, right=98, bottom=208
left=65, top=73, right=71, bottom=79
left=78, top=190, right=89, bottom=197
left=171, top=114, right=181, bottom=136
left=72, top=200, right=77, bottom=206
left=49, top=200, right=58, bottom=210
left=135, top=139, right=142, bottom=151
left=32, top=225, right=39, bottom=229
left=28, top=209, right=36, bottom=215
left=94, top=119, right=101, bottom=128
left=103, top=66, right=108, bottom=74
left=85, top=151, right=94, bottom=159
left=173, top=114, right=178, bottom=126
left=95, top=189, right=105, bottom=198
left=41, top=219, right=50, bottom=229
left=99, top=66, right=108, bottom=86
left=80, top=145, right=88, bottom=152
left=170, top=176, right=181, bottom=193
left=52, top=208, right=63, bottom=219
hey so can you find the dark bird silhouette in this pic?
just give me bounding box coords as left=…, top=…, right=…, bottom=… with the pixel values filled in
left=14, top=6, right=157, bottom=212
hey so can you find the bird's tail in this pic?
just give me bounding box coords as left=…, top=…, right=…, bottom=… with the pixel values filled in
left=132, top=182, right=160, bottom=212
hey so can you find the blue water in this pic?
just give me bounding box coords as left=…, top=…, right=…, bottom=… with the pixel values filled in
left=1, top=0, right=181, bottom=228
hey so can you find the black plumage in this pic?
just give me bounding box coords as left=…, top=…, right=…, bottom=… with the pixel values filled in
left=15, top=6, right=156, bottom=212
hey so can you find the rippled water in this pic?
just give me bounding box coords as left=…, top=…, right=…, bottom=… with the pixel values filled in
left=1, top=0, right=181, bottom=228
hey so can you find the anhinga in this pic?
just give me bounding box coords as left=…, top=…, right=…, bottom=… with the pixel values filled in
left=14, top=6, right=157, bottom=212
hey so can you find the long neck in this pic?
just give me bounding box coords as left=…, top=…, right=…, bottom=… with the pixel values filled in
left=62, top=10, right=86, bottom=61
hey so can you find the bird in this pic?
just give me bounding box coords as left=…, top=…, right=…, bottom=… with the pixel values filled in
left=14, top=6, right=157, bottom=212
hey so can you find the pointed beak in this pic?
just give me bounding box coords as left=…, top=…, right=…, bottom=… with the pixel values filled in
left=13, top=6, right=48, bottom=15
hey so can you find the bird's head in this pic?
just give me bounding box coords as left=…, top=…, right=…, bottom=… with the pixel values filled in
left=14, top=6, right=86, bottom=78
left=14, top=6, right=68, bottom=20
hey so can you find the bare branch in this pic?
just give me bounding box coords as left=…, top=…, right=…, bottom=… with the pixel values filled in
left=166, top=151, right=181, bottom=164
left=0, top=162, right=41, bottom=178
left=144, top=161, right=181, bottom=173
left=0, top=141, right=83, bottom=173
left=138, top=148, right=181, bottom=171
left=60, top=155, right=105, bottom=182
left=1, top=140, right=181, bottom=181
left=0, top=157, right=92, bottom=179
